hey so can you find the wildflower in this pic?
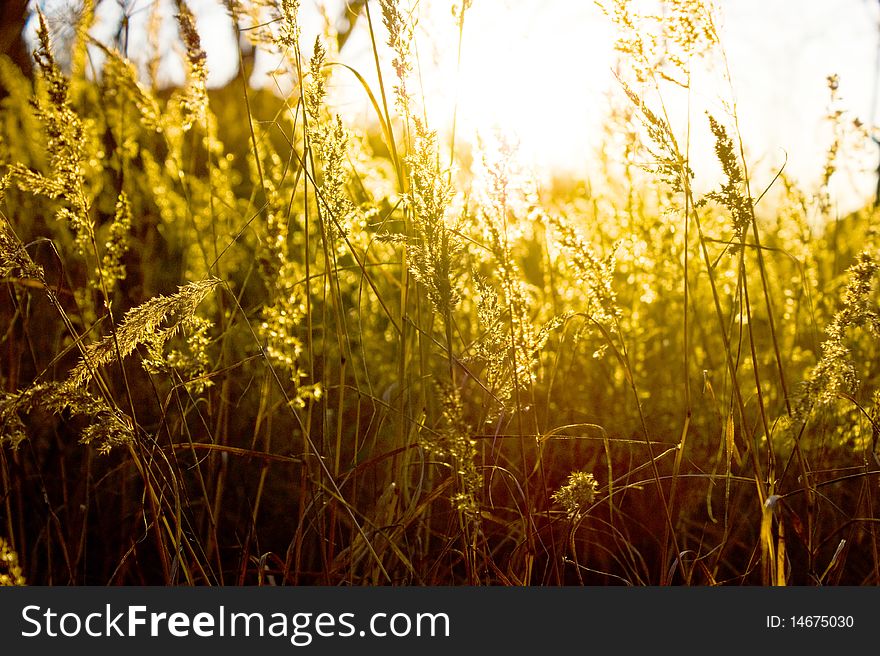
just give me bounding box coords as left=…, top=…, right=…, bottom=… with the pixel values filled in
left=65, top=278, right=221, bottom=389
left=0, top=216, right=44, bottom=282
left=397, top=117, right=464, bottom=313
left=598, top=0, right=718, bottom=86
left=794, top=252, right=880, bottom=421
left=305, top=37, right=327, bottom=124
left=142, top=315, right=215, bottom=395
left=420, top=385, right=482, bottom=517
left=99, top=192, right=132, bottom=291
left=99, top=45, right=163, bottom=132
left=379, top=0, right=414, bottom=112
left=277, top=0, right=301, bottom=50
left=0, top=538, right=25, bottom=586
left=545, top=213, right=620, bottom=326
left=1, top=383, right=135, bottom=453
left=174, top=0, right=208, bottom=131
left=316, top=115, right=357, bottom=241
left=553, top=471, right=599, bottom=519
left=702, top=114, right=751, bottom=251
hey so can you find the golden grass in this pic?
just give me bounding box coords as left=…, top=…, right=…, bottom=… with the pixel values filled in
left=0, top=0, right=878, bottom=586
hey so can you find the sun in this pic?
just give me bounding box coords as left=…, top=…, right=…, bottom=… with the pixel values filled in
left=295, top=1, right=619, bottom=183
left=401, top=1, right=618, bottom=180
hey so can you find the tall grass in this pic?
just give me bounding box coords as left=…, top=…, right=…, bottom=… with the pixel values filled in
left=0, top=0, right=879, bottom=585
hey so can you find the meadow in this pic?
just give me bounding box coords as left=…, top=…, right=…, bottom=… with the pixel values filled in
left=1, top=0, right=879, bottom=585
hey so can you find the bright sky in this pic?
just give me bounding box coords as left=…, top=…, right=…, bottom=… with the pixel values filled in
left=28, top=0, right=880, bottom=213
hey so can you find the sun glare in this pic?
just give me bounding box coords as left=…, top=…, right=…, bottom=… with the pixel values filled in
left=317, top=0, right=876, bottom=208
left=26, top=0, right=880, bottom=207
left=418, top=1, right=616, bottom=180
left=266, top=0, right=620, bottom=183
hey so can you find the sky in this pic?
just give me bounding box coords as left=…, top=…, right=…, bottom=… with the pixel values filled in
left=27, top=0, right=880, bottom=213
